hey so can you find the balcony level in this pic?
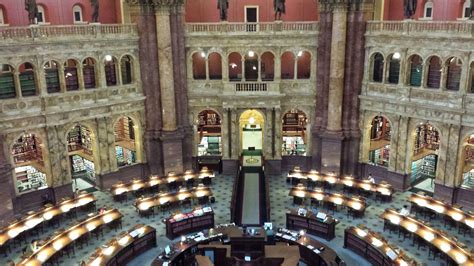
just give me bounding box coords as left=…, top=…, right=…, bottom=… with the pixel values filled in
left=366, top=21, right=474, bottom=38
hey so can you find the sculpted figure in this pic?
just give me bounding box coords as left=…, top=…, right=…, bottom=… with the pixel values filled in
left=24, top=0, right=38, bottom=24
left=274, top=0, right=286, bottom=20
left=403, top=0, right=417, bottom=19
left=217, top=0, right=229, bottom=21
left=471, top=0, right=474, bottom=19
left=91, top=0, right=100, bottom=23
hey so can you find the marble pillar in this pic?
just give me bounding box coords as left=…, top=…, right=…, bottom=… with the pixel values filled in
left=0, top=134, right=14, bottom=226
left=155, top=7, right=177, bottom=131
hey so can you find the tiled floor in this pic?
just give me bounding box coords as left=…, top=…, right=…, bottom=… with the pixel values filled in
left=2, top=173, right=471, bottom=266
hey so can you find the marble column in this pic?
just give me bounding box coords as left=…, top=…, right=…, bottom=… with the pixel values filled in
left=0, top=134, right=15, bottom=226
left=13, top=72, right=21, bottom=98
left=155, top=5, right=177, bottom=131
left=274, top=52, right=282, bottom=80
left=222, top=52, right=229, bottom=82
left=274, top=107, right=282, bottom=159
left=78, top=64, right=85, bottom=91
left=58, top=65, right=67, bottom=93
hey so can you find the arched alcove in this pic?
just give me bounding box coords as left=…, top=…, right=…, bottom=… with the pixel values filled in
left=192, top=52, right=206, bottom=80
left=244, top=51, right=258, bottom=81
left=0, top=64, right=16, bottom=99
left=387, top=53, right=401, bottom=84
left=104, top=55, right=119, bottom=86
left=67, top=124, right=96, bottom=185
left=19, top=62, right=37, bottom=97
left=261, top=52, right=274, bottom=81
left=297, top=51, right=311, bottom=79
left=64, top=59, right=79, bottom=91
left=83, top=57, right=97, bottom=89
left=282, top=109, right=307, bottom=156
left=120, top=55, right=134, bottom=85
left=368, top=116, right=391, bottom=167
left=462, top=134, right=474, bottom=188
left=281, top=52, right=295, bottom=80
left=44, top=60, right=61, bottom=93
left=445, top=57, right=462, bottom=91
left=208, top=52, right=222, bottom=80
left=228, top=52, right=242, bottom=81
left=427, top=56, right=441, bottom=89
left=408, top=55, right=423, bottom=87
left=114, top=116, right=138, bottom=167
left=371, top=53, right=384, bottom=82
left=197, top=110, right=222, bottom=156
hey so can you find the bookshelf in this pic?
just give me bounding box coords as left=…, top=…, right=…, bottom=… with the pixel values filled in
left=105, top=63, right=117, bottom=86
left=15, top=165, right=47, bottom=193
left=410, top=56, right=423, bottom=86
left=45, top=68, right=60, bottom=93
left=427, top=61, right=441, bottom=88
left=370, top=116, right=391, bottom=141
left=83, top=66, right=96, bottom=89
left=446, top=64, right=461, bottom=91
left=411, top=154, right=437, bottom=184
left=65, top=67, right=79, bottom=91
left=19, top=71, right=36, bottom=97
left=0, top=72, right=16, bottom=99
left=388, top=59, right=400, bottom=84
left=414, top=124, right=439, bottom=154
left=12, top=134, right=43, bottom=165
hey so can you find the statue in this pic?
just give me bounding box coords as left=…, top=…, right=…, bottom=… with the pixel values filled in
left=24, top=0, right=38, bottom=25
left=403, top=0, right=417, bottom=19
left=91, top=0, right=99, bottom=23
left=274, top=0, right=286, bottom=20
left=471, top=0, right=474, bottom=19
left=217, top=0, right=229, bottom=21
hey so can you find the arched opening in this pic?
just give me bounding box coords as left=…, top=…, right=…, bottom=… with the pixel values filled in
left=0, top=6, right=6, bottom=24
left=208, top=52, right=222, bottom=80
left=445, top=57, right=462, bottom=91
left=64, top=59, right=79, bottom=91
left=0, top=64, right=16, bottom=99
left=19, top=62, right=37, bottom=97
left=371, top=53, right=384, bottom=82
left=368, top=116, right=391, bottom=167
left=261, top=52, right=274, bottom=81
left=67, top=124, right=96, bottom=188
left=37, top=5, right=46, bottom=23
left=240, top=109, right=264, bottom=166
left=82, top=57, right=97, bottom=89
left=197, top=110, right=222, bottom=156
left=427, top=56, right=441, bottom=89
left=282, top=109, right=307, bottom=156
left=463, top=1, right=471, bottom=18
left=228, top=52, right=242, bottom=81
left=470, top=62, right=474, bottom=93
left=410, top=123, right=440, bottom=193
left=104, top=55, right=118, bottom=86
left=387, top=53, right=401, bottom=84
left=114, top=116, right=137, bottom=167
left=73, top=4, right=83, bottom=23
left=12, top=133, right=48, bottom=194
left=244, top=51, right=258, bottom=81
left=281, top=51, right=295, bottom=80
left=44, top=60, right=61, bottom=93
left=408, top=55, right=423, bottom=87
left=423, top=1, right=433, bottom=19
left=297, top=51, right=311, bottom=79
left=192, top=52, right=206, bottom=80
left=120, top=55, right=134, bottom=85
left=462, top=134, right=474, bottom=188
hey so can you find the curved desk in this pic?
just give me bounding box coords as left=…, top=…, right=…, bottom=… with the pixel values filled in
left=289, top=186, right=366, bottom=217
left=0, top=193, right=96, bottom=249
left=286, top=209, right=337, bottom=240
left=344, top=226, right=418, bottom=266
left=288, top=168, right=393, bottom=199
left=381, top=208, right=474, bottom=265
left=86, top=225, right=156, bottom=266
left=152, top=225, right=344, bottom=266
left=17, top=209, right=123, bottom=266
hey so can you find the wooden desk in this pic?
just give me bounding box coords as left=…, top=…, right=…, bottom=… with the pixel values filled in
left=288, top=167, right=393, bottom=199
left=289, top=186, right=366, bottom=216
left=381, top=209, right=474, bottom=265
left=166, top=207, right=215, bottom=239
left=265, top=245, right=300, bottom=266
left=344, top=226, right=418, bottom=266
left=409, top=193, right=474, bottom=229
left=275, top=228, right=345, bottom=266
left=18, top=209, right=123, bottom=266
left=86, top=225, right=156, bottom=266
left=134, top=186, right=213, bottom=213
left=0, top=193, right=96, bottom=248
left=286, top=209, right=337, bottom=240
left=111, top=168, right=215, bottom=197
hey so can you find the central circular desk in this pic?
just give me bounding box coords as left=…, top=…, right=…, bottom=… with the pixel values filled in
left=152, top=224, right=343, bottom=266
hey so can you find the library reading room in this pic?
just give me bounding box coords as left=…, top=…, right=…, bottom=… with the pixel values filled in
left=0, top=0, right=474, bottom=265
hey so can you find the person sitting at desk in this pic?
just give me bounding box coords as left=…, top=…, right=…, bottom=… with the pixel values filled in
left=367, top=174, right=375, bottom=184
left=399, top=205, right=410, bottom=216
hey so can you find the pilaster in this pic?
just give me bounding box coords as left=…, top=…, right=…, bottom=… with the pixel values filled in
left=0, top=134, right=14, bottom=226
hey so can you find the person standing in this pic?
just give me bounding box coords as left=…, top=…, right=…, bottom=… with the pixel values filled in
left=24, top=0, right=38, bottom=25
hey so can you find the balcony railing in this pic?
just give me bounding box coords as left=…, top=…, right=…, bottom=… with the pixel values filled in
left=235, top=83, right=267, bottom=92
left=0, top=24, right=138, bottom=40
left=366, top=21, right=474, bottom=37
left=186, top=22, right=318, bottom=34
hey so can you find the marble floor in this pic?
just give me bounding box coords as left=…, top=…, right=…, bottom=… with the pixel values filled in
left=2, top=173, right=472, bottom=266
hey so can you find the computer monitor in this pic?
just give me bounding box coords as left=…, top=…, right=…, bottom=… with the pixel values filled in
left=165, top=245, right=171, bottom=255
left=264, top=222, right=273, bottom=231
left=244, top=256, right=251, bottom=261
left=316, top=212, right=327, bottom=220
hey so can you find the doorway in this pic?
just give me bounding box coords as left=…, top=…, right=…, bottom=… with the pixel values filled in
left=240, top=110, right=264, bottom=166
left=245, top=6, right=258, bottom=32
left=67, top=124, right=97, bottom=192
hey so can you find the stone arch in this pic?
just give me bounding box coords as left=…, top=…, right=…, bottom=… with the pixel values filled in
left=281, top=109, right=308, bottom=156
left=18, top=62, right=38, bottom=97
left=445, top=56, right=462, bottom=91
left=407, top=54, right=423, bottom=87
left=370, top=52, right=384, bottom=82
left=386, top=52, right=401, bottom=84
left=425, top=55, right=442, bottom=89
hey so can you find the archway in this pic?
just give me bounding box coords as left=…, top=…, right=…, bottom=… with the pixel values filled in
left=296, top=51, right=311, bottom=79
left=228, top=52, right=242, bottom=81
left=19, top=62, right=37, bottom=97
left=368, top=116, right=391, bottom=167
left=197, top=110, right=222, bottom=156
left=44, top=60, right=61, bottom=93
left=120, top=55, right=134, bottom=85
left=83, top=57, right=97, bottom=89
left=208, top=52, right=222, bottom=80
left=11, top=133, right=48, bottom=194
left=462, top=134, right=474, bottom=188
left=0, top=64, right=16, bottom=99
left=261, top=52, right=274, bottom=81
left=371, top=53, right=384, bottom=82
left=445, top=57, right=462, bottom=91
left=240, top=110, right=264, bottom=166
left=387, top=53, right=401, bottom=84
left=282, top=109, right=307, bottom=156
left=244, top=51, right=258, bottom=81
left=104, top=55, right=118, bottom=86
left=281, top=51, right=295, bottom=80
left=67, top=124, right=96, bottom=190
left=114, top=116, right=138, bottom=167
left=192, top=52, right=206, bottom=80
left=426, top=56, right=441, bottom=89
left=408, top=55, right=423, bottom=87
left=64, top=59, right=79, bottom=91
left=410, top=123, right=440, bottom=193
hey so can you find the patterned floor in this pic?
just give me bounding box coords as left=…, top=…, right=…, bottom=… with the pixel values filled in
left=1, top=173, right=471, bottom=265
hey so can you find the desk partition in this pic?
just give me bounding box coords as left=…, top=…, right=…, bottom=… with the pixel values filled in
left=0, top=193, right=96, bottom=248
left=380, top=209, right=474, bottom=265
left=17, top=209, right=123, bottom=266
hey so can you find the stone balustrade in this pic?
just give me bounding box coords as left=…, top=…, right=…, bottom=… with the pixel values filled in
left=366, top=21, right=474, bottom=38
left=186, top=21, right=318, bottom=35
left=0, top=24, right=138, bottom=41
